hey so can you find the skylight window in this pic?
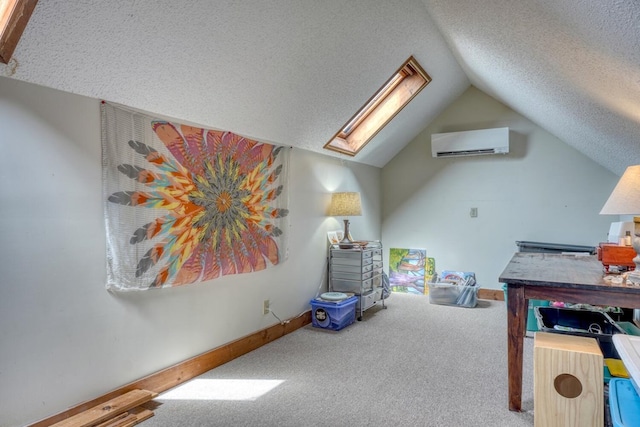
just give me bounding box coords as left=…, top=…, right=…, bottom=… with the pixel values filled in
left=324, top=56, right=431, bottom=156
left=0, top=0, right=38, bottom=64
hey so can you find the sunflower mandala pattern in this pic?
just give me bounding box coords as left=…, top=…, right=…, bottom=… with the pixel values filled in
left=102, top=103, right=290, bottom=290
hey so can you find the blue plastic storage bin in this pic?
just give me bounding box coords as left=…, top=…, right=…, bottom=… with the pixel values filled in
left=310, top=296, right=357, bottom=331
left=609, top=378, right=640, bottom=427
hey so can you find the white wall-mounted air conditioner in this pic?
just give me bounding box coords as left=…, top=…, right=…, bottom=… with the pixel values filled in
left=431, top=127, right=509, bottom=158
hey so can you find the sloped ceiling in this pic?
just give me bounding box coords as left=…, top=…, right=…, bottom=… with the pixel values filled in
left=0, top=0, right=468, bottom=168
left=1, top=1, right=639, bottom=174
left=422, top=0, right=640, bottom=176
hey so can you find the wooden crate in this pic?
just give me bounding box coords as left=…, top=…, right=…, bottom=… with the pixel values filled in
left=533, top=332, right=603, bottom=427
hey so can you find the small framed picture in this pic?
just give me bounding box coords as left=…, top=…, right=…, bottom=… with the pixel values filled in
left=327, top=231, right=339, bottom=244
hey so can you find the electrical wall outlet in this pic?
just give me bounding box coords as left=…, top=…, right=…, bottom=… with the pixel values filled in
left=263, top=299, right=270, bottom=315
left=470, top=207, right=478, bottom=218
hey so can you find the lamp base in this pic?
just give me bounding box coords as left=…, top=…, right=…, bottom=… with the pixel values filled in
left=629, top=236, right=640, bottom=286
left=338, top=219, right=354, bottom=249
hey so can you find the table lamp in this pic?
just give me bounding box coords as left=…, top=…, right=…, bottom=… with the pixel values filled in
left=600, top=165, right=640, bottom=284
left=328, top=192, right=362, bottom=247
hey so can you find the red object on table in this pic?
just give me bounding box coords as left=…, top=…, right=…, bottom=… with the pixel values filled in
left=597, top=242, right=636, bottom=272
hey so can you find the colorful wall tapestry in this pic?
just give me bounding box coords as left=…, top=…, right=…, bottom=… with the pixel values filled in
left=388, top=248, right=432, bottom=295
left=101, top=102, right=290, bottom=291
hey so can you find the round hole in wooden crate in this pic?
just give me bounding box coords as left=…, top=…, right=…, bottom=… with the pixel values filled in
left=553, top=373, right=582, bottom=398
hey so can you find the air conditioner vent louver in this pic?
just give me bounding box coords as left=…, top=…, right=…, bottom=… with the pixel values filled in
left=431, top=127, right=509, bottom=158
left=436, top=149, right=497, bottom=157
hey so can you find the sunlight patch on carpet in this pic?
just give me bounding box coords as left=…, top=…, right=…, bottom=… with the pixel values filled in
left=159, top=379, right=285, bottom=401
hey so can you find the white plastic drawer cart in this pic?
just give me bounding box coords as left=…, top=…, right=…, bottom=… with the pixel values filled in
left=328, top=241, right=386, bottom=320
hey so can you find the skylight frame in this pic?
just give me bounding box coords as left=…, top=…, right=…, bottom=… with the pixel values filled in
left=0, top=0, right=38, bottom=64
left=324, top=56, right=431, bottom=157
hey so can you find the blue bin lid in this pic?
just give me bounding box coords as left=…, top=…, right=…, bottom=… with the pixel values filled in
left=609, top=378, right=640, bottom=427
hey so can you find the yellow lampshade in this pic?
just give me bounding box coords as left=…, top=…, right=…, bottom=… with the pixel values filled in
left=329, top=192, right=362, bottom=217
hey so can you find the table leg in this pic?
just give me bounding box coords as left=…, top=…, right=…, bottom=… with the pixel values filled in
left=507, top=283, right=526, bottom=412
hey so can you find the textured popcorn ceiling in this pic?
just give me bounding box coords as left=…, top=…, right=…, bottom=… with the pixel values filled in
left=422, top=0, right=640, bottom=175
left=2, top=0, right=639, bottom=173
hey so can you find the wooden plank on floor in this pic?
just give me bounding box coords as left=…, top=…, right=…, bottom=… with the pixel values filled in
left=94, top=407, right=154, bottom=427
left=93, top=413, right=129, bottom=427
left=50, top=390, right=157, bottom=427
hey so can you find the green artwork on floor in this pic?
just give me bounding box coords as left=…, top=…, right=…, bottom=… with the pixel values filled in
left=389, top=248, right=433, bottom=295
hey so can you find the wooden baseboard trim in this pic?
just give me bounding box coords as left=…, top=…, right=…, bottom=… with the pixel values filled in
left=30, top=310, right=311, bottom=427
left=478, top=288, right=504, bottom=301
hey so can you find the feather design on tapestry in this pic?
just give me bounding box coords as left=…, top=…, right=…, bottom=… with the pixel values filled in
left=102, top=103, right=289, bottom=290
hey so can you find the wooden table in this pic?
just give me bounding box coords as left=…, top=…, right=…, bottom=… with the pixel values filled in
left=499, top=252, right=640, bottom=412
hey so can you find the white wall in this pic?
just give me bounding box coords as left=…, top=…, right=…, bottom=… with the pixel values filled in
left=0, top=76, right=380, bottom=427
left=381, top=86, right=618, bottom=289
